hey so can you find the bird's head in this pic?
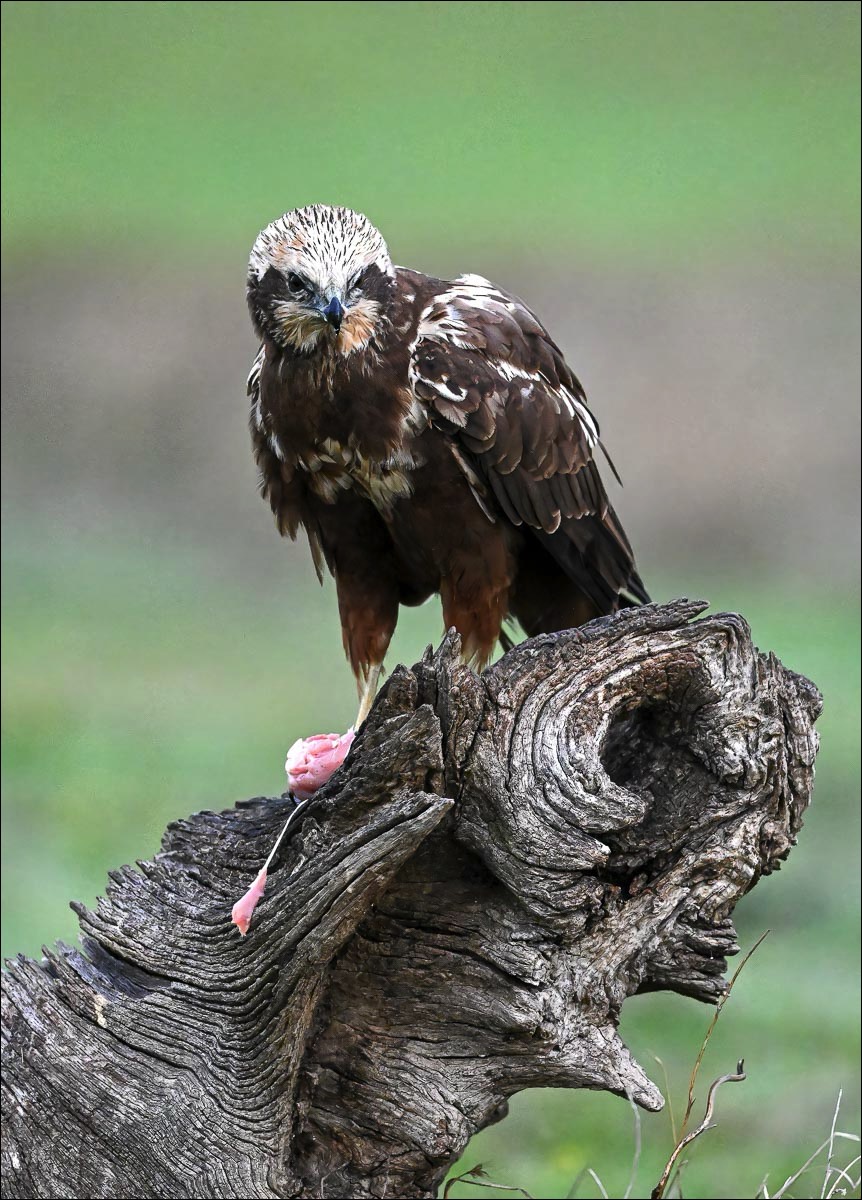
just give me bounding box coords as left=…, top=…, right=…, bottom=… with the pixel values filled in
left=247, top=205, right=395, bottom=356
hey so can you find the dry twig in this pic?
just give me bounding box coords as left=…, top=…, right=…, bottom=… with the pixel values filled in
left=680, top=931, right=769, bottom=1136
left=651, top=1059, right=747, bottom=1199
left=772, top=1132, right=860, bottom=1199
left=444, top=1163, right=533, bottom=1199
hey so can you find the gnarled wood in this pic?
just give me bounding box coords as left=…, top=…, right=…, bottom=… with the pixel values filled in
left=1, top=601, right=821, bottom=1199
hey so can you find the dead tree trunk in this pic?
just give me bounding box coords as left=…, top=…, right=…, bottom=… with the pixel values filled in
left=1, top=601, right=821, bottom=1200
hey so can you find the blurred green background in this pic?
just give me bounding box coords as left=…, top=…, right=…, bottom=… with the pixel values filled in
left=2, top=2, right=859, bottom=1197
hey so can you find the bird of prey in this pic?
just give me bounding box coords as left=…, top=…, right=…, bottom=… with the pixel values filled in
left=246, top=204, right=647, bottom=795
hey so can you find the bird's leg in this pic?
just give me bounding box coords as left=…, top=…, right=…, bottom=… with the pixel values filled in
left=355, top=662, right=382, bottom=728
left=441, top=568, right=508, bottom=672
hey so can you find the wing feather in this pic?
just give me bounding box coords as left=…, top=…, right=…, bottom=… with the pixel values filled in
left=408, top=276, right=647, bottom=611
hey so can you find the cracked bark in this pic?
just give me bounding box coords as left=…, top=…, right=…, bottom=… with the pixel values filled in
left=1, top=601, right=821, bottom=1200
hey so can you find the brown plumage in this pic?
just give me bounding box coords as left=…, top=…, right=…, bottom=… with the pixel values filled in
left=246, top=205, right=647, bottom=707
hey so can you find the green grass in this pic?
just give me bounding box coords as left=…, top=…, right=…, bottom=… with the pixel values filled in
left=1, top=525, right=859, bottom=1198
left=2, top=1, right=859, bottom=266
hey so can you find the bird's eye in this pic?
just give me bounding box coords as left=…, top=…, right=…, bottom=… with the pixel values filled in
left=348, top=268, right=369, bottom=296
left=286, top=272, right=308, bottom=296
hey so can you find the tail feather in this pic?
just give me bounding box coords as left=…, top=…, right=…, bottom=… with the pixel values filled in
left=533, top=504, right=649, bottom=614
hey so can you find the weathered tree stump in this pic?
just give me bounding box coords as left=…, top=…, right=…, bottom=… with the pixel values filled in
left=1, top=601, right=821, bottom=1200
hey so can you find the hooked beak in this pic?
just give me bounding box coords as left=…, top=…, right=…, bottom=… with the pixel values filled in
left=321, top=296, right=344, bottom=332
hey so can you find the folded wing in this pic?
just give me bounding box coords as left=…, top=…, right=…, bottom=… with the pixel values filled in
left=408, top=274, right=648, bottom=612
